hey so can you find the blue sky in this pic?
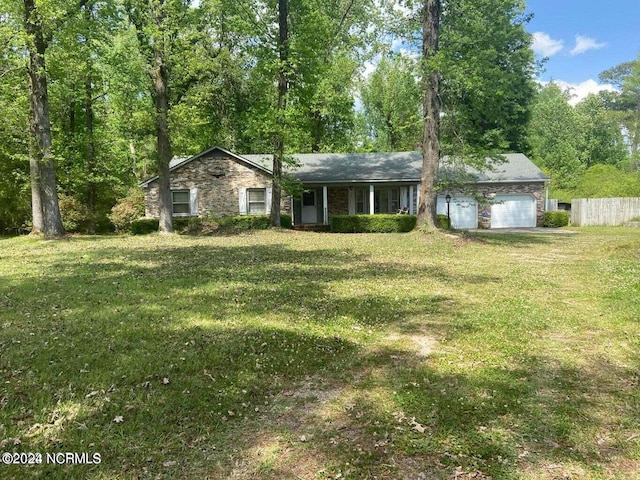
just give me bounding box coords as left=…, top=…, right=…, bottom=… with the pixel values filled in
left=526, top=0, right=640, bottom=103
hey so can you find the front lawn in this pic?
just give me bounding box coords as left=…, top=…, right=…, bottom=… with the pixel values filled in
left=0, top=228, right=638, bottom=479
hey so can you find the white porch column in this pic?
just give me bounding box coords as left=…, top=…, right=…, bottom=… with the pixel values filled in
left=322, top=186, right=329, bottom=225
left=416, top=184, right=420, bottom=210
left=369, top=184, right=375, bottom=215
left=409, top=185, right=414, bottom=214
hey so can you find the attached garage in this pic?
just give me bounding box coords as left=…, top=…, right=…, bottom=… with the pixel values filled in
left=491, top=194, right=536, bottom=228
left=437, top=195, right=478, bottom=229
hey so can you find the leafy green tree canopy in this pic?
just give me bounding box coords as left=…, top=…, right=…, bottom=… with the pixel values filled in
left=599, top=52, right=640, bottom=170
left=528, top=83, right=585, bottom=193
left=359, top=54, right=421, bottom=152
left=574, top=164, right=640, bottom=198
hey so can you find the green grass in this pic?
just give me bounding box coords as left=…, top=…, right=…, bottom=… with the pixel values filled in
left=0, top=228, right=638, bottom=479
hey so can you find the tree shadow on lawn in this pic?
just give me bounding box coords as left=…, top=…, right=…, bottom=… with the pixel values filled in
left=1, top=324, right=360, bottom=479
left=0, top=240, right=483, bottom=479
left=464, top=231, right=571, bottom=248
left=1, top=240, right=637, bottom=478
left=223, top=346, right=639, bottom=479
left=4, top=241, right=500, bottom=329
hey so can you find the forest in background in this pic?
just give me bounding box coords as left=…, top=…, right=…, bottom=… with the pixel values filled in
left=0, top=0, right=639, bottom=233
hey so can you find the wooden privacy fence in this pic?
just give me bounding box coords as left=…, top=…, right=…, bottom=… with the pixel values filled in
left=571, top=197, right=640, bottom=226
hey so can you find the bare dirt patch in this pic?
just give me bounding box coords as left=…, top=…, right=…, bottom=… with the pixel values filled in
left=387, top=332, right=438, bottom=357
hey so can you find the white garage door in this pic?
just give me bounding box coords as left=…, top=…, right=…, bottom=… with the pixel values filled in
left=437, top=196, right=478, bottom=229
left=491, top=195, right=536, bottom=228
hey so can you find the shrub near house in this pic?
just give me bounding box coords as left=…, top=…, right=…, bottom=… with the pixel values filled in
left=543, top=211, right=569, bottom=228
left=331, top=214, right=417, bottom=233
left=129, top=215, right=293, bottom=235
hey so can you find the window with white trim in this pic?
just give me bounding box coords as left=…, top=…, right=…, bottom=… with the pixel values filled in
left=172, top=190, right=191, bottom=215
left=374, top=187, right=400, bottom=213
left=247, top=188, right=266, bottom=214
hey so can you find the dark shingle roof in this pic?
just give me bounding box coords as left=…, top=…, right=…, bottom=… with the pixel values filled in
left=243, top=151, right=549, bottom=184
left=141, top=147, right=548, bottom=187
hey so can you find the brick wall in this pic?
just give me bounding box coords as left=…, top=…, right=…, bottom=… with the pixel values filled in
left=143, top=150, right=290, bottom=217
left=327, top=187, right=349, bottom=216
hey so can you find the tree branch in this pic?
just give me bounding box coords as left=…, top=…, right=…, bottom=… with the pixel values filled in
left=0, top=65, right=22, bottom=80
left=235, top=0, right=276, bottom=47
left=336, top=0, right=355, bottom=39
left=324, top=0, right=355, bottom=60
left=42, top=0, right=96, bottom=44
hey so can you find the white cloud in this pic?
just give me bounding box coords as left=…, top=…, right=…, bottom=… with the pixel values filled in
left=570, top=35, right=607, bottom=56
left=391, top=37, right=404, bottom=51
left=393, top=39, right=420, bottom=61
left=362, top=60, right=377, bottom=79
left=531, top=32, right=564, bottom=57
left=540, top=79, right=617, bottom=106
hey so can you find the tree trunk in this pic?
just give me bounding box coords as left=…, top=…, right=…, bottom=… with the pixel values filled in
left=417, top=0, right=441, bottom=229
left=270, top=0, right=289, bottom=227
left=29, top=159, right=44, bottom=233
left=311, top=111, right=322, bottom=153
left=83, top=5, right=96, bottom=234
left=85, top=66, right=96, bottom=234
left=386, top=114, right=397, bottom=151
left=24, top=0, right=64, bottom=238
left=69, top=100, right=76, bottom=133
left=153, top=1, right=173, bottom=234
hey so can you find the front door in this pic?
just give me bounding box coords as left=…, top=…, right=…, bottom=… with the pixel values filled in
left=301, top=190, right=318, bottom=224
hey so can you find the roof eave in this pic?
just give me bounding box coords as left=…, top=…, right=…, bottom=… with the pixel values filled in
left=297, top=178, right=422, bottom=184
left=476, top=178, right=549, bottom=184
left=298, top=177, right=549, bottom=185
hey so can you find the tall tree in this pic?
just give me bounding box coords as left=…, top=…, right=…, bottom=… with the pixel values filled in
left=599, top=53, right=640, bottom=170
left=81, top=5, right=98, bottom=232
left=126, top=0, right=193, bottom=233
left=528, top=83, right=584, bottom=197
left=379, top=0, right=536, bottom=156
left=438, top=0, right=536, bottom=155
left=416, top=0, right=440, bottom=228
left=21, top=0, right=89, bottom=237
left=360, top=54, right=422, bottom=151
left=231, top=0, right=376, bottom=225
left=269, top=0, right=288, bottom=227
left=288, top=0, right=376, bottom=153
left=0, top=17, right=30, bottom=232
left=46, top=0, right=124, bottom=233
left=575, top=93, right=629, bottom=169
left=238, top=0, right=376, bottom=155
left=169, top=0, right=252, bottom=154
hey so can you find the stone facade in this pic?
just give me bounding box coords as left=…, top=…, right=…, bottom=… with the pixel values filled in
left=143, top=150, right=290, bottom=218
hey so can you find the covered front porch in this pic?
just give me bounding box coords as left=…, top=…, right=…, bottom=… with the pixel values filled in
left=292, top=184, right=420, bottom=226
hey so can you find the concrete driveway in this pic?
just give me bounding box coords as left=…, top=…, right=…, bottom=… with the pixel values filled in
left=468, top=227, right=577, bottom=235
